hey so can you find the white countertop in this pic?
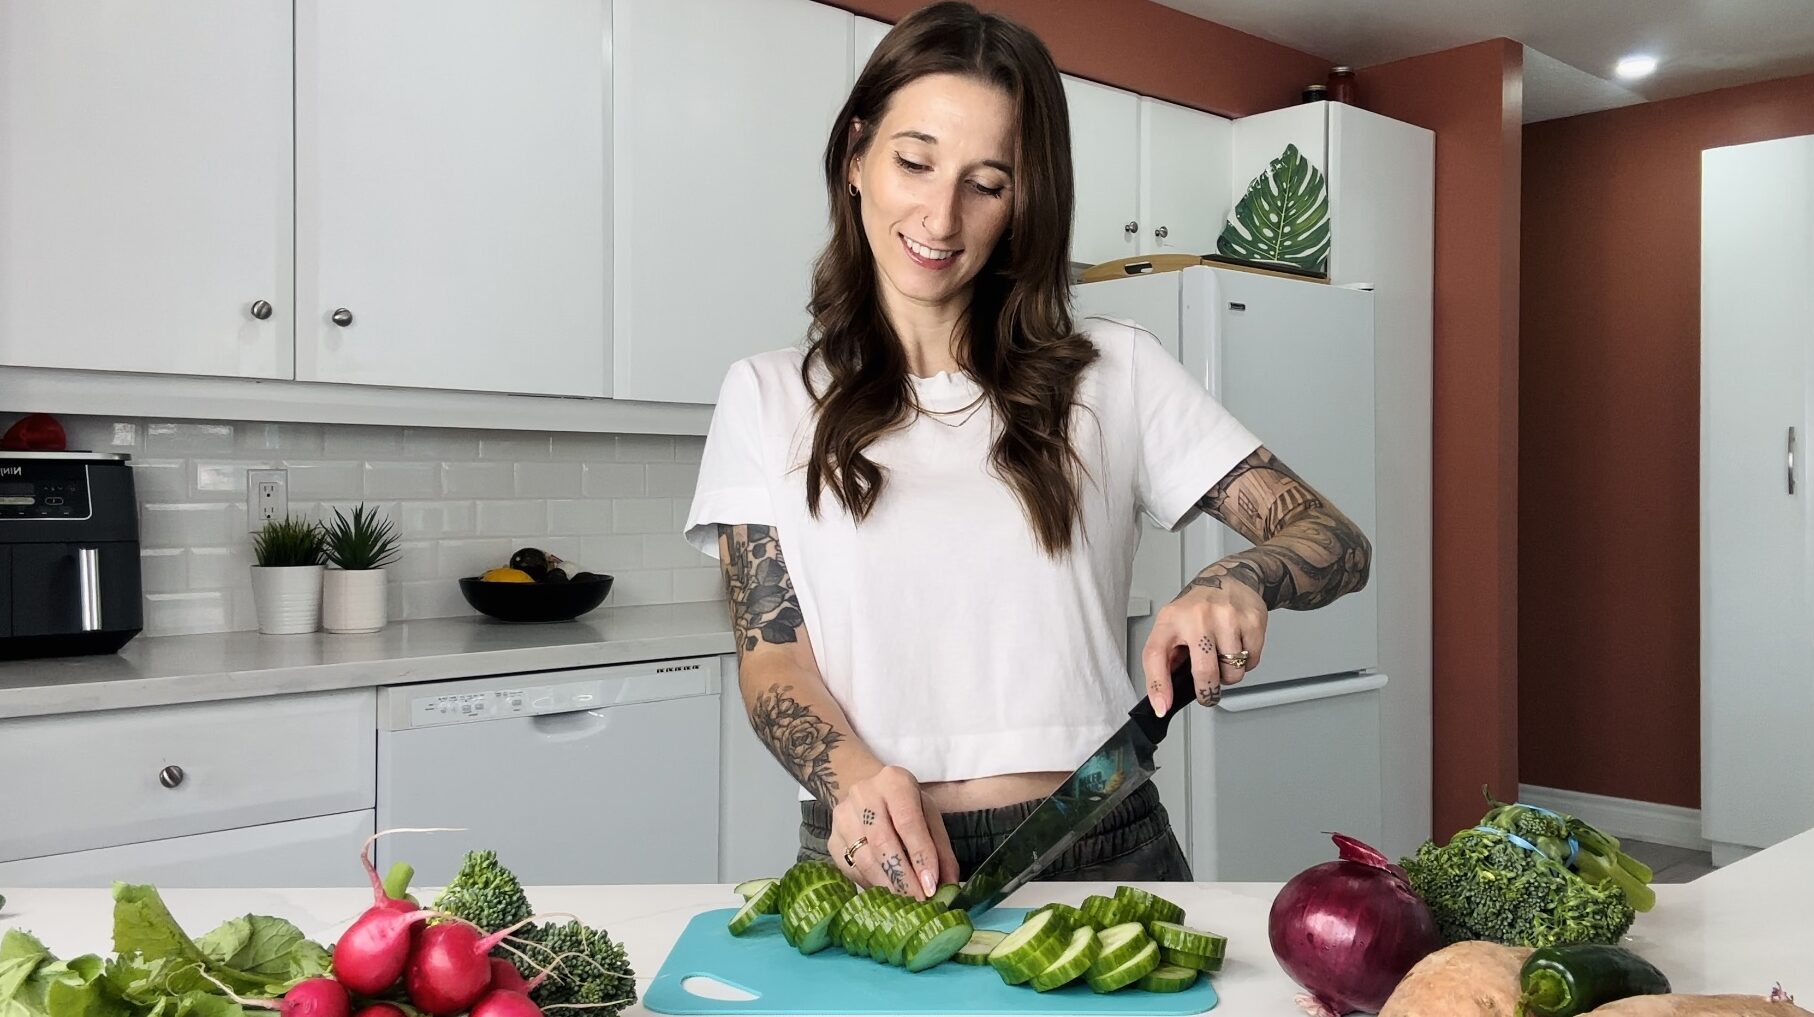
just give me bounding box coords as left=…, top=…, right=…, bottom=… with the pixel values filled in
left=0, top=596, right=1157, bottom=719
left=4, top=827, right=1810, bottom=1016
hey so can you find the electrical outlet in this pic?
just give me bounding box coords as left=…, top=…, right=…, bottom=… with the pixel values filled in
left=247, top=469, right=288, bottom=531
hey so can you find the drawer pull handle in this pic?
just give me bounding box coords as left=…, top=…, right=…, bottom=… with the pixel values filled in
left=159, top=764, right=186, bottom=789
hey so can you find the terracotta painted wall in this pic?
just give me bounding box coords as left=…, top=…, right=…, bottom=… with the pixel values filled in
left=1359, top=40, right=1525, bottom=839
left=1520, top=72, right=1814, bottom=810
left=828, top=0, right=1331, bottom=118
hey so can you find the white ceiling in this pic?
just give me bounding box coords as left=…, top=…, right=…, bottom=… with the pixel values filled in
left=1154, top=0, right=1814, bottom=122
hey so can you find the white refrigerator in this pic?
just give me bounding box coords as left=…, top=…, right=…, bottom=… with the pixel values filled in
left=1076, top=264, right=1388, bottom=881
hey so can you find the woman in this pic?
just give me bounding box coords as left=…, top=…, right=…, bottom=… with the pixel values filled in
left=684, top=2, right=1371, bottom=899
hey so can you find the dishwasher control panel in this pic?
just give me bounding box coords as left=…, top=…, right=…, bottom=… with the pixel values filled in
left=407, top=680, right=605, bottom=727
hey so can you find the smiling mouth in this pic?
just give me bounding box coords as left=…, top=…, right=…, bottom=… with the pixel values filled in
left=900, top=233, right=960, bottom=267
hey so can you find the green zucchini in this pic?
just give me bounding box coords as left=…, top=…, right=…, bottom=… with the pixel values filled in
left=953, top=929, right=1007, bottom=965
left=903, top=910, right=974, bottom=972
left=1029, top=927, right=1100, bottom=992
left=988, top=908, right=1069, bottom=985
left=1518, top=944, right=1672, bottom=1017
left=1135, top=963, right=1198, bottom=993
left=1085, top=940, right=1160, bottom=993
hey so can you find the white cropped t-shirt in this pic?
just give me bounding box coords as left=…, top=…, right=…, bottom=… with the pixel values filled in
left=684, top=317, right=1262, bottom=799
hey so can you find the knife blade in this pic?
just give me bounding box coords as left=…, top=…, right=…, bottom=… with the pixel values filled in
left=951, top=659, right=1199, bottom=917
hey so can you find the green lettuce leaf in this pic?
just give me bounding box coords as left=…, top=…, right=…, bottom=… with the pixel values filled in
left=195, top=919, right=328, bottom=990
left=2, top=932, right=106, bottom=1017
left=109, top=886, right=328, bottom=997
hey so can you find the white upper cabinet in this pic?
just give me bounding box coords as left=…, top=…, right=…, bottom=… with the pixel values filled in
left=1138, top=97, right=1233, bottom=257
left=613, top=0, right=853, bottom=405
left=295, top=0, right=610, bottom=397
left=855, top=16, right=892, bottom=77
left=0, top=2, right=293, bottom=379
left=1064, top=76, right=1142, bottom=267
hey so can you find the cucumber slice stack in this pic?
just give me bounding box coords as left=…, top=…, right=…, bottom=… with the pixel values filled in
left=726, top=872, right=1224, bottom=990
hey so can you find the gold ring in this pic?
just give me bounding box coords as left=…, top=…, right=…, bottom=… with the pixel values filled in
left=1218, top=651, right=1251, bottom=667
left=843, top=836, right=868, bottom=867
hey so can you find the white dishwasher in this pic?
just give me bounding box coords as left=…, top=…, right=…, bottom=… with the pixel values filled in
left=376, top=657, right=722, bottom=886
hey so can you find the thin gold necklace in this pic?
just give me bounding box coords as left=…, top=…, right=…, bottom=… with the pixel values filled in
left=916, top=390, right=988, bottom=428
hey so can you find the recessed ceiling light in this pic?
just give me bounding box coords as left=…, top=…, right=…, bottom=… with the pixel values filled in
left=1615, top=55, right=1658, bottom=79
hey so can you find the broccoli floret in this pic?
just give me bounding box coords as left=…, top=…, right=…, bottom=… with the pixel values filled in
left=432, top=850, right=532, bottom=933
left=512, top=920, right=636, bottom=1017
left=1401, top=828, right=1635, bottom=948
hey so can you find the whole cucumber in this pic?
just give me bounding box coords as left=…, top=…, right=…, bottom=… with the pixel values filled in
left=1519, top=944, right=1671, bottom=1017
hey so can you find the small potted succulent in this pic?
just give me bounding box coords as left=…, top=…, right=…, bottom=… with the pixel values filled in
left=251, top=515, right=325, bottom=634
left=320, top=503, right=401, bottom=634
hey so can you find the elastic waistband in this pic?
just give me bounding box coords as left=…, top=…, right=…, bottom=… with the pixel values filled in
left=801, top=782, right=1164, bottom=845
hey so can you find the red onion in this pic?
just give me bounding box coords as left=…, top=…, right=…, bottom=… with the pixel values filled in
left=1269, top=833, right=1442, bottom=1016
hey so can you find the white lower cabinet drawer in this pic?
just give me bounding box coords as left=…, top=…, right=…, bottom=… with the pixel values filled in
left=0, top=689, right=376, bottom=861
left=0, top=810, right=376, bottom=888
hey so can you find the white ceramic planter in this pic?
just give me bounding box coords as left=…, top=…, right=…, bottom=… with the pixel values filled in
left=323, top=567, right=388, bottom=634
left=250, top=564, right=324, bottom=635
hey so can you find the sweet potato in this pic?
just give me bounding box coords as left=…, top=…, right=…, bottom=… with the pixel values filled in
left=1587, top=995, right=1813, bottom=1016
left=1379, top=941, right=1533, bottom=1017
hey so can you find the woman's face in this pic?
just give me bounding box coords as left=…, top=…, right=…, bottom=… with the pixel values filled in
left=849, top=73, right=1016, bottom=314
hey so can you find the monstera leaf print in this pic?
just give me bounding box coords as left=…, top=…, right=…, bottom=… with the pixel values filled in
left=1216, top=143, right=1331, bottom=273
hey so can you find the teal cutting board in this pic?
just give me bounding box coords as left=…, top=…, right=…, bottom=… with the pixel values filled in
left=644, top=908, right=1219, bottom=1015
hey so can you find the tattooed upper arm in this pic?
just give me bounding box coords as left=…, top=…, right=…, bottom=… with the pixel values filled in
left=718, top=523, right=808, bottom=654
left=1186, top=447, right=1372, bottom=610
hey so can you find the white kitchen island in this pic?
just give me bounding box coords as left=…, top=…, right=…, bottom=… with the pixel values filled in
left=5, top=828, right=1812, bottom=1016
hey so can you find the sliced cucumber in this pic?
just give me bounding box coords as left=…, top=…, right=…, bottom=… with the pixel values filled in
left=885, top=901, right=943, bottom=966
left=745, top=880, right=780, bottom=916
left=839, top=887, right=892, bottom=953
left=1086, top=940, right=1160, bottom=993
left=903, top=910, right=974, bottom=972
left=868, top=895, right=914, bottom=962
left=829, top=891, right=870, bottom=948
left=1032, top=902, right=1086, bottom=934
left=1079, top=894, right=1121, bottom=930
left=1029, top=927, right=1101, bottom=992
left=726, top=895, right=768, bottom=936
left=1113, top=885, right=1184, bottom=927
left=778, top=861, right=846, bottom=909
left=1164, top=948, right=1223, bottom=974
left=782, top=883, right=854, bottom=947
left=1090, top=922, right=1152, bottom=975
left=734, top=877, right=778, bottom=901
left=1135, top=963, right=1199, bottom=993
left=987, top=908, right=1069, bottom=986
left=1147, top=921, right=1226, bottom=958
left=930, top=883, right=960, bottom=909
left=953, top=929, right=1007, bottom=965
left=795, top=906, right=841, bottom=956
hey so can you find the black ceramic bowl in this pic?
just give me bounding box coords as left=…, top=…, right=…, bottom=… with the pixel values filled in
left=458, top=574, right=613, bottom=622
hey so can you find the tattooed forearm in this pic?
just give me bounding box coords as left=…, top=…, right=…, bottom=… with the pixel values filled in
left=750, top=683, right=844, bottom=803
left=720, top=523, right=806, bottom=652
left=1187, top=447, right=1371, bottom=610
left=881, top=853, right=908, bottom=894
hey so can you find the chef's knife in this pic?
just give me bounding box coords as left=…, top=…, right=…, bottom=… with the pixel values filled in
left=951, top=660, right=1199, bottom=917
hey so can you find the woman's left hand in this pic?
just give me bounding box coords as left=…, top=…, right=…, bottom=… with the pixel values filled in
left=1140, top=580, right=1268, bottom=715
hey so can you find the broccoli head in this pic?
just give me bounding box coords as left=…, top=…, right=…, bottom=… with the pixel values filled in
left=432, top=849, right=533, bottom=933
left=1401, top=828, right=1636, bottom=948
left=512, top=920, right=636, bottom=1016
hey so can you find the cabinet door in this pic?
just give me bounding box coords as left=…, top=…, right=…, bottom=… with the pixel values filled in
left=1138, top=98, right=1232, bottom=256
left=296, top=0, right=609, bottom=397
left=0, top=811, right=374, bottom=889
left=855, top=16, right=892, bottom=77
left=615, top=0, right=852, bottom=404
left=1063, top=76, right=1140, bottom=267
left=0, top=2, right=291, bottom=378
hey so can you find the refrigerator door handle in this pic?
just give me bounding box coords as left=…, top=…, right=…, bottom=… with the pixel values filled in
left=1216, top=672, right=1388, bottom=712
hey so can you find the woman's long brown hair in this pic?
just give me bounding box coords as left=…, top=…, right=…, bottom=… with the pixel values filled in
left=802, top=1, right=1099, bottom=556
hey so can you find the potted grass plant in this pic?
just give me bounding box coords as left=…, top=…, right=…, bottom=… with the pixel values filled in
left=251, top=515, right=325, bottom=635
left=320, top=502, right=401, bottom=634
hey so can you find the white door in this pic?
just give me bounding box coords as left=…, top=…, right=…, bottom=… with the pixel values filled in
left=296, top=0, right=609, bottom=397
left=614, top=0, right=852, bottom=404
left=1701, top=136, right=1814, bottom=854
left=1064, top=76, right=1141, bottom=268
left=0, top=812, right=374, bottom=889
left=855, top=16, right=892, bottom=77
left=0, top=2, right=292, bottom=379
left=1138, top=98, right=1232, bottom=256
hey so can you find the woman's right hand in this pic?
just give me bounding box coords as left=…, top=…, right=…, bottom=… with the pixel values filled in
left=826, top=765, right=959, bottom=899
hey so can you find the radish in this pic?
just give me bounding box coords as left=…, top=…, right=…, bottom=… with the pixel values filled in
left=405, top=918, right=538, bottom=1016
left=332, top=903, right=438, bottom=995
left=352, top=1005, right=405, bottom=1017
left=470, top=990, right=542, bottom=1017
left=488, top=958, right=529, bottom=995
left=358, top=827, right=458, bottom=914
left=197, top=975, right=350, bottom=1017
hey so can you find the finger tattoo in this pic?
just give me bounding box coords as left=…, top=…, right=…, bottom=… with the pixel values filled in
left=861, top=808, right=875, bottom=826
left=1198, top=636, right=1215, bottom=654
left=1198, top=684, right=1221, bottom=706
left=882, top=854, right=908, bottom=893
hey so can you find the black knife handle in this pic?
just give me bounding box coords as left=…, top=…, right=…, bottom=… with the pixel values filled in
left=1128, top=657, right=1200, bottom=746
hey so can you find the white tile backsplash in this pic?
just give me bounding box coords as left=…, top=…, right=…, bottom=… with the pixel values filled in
left=29, top=414, right=721, bottom=637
